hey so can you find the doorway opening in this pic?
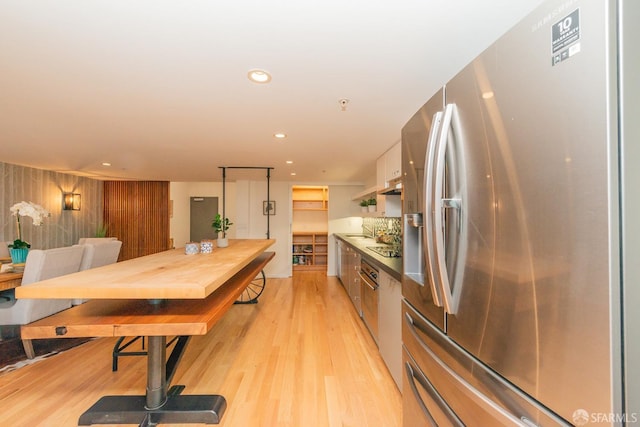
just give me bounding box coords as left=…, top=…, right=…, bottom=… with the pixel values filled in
left=292, top=185, right=329, bottom=271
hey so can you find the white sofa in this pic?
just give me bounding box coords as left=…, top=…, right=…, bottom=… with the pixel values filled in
left=77, top=237, right=118, bottom=245
left=72, top=240, right=122, bottom=305
left=0, top=246, right=85, bottom=325
left=0, top=241, right=9, bottom=259
left=0, top=245, right=85, bottom=358
left=78, top=240, right=122, bottom=271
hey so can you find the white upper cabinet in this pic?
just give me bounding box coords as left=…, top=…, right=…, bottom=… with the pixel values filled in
left=377, top=156, right=386, bottom=189
left=375, top=141, right=402, bottom=217
left=384, top=141, right=402, bottom=184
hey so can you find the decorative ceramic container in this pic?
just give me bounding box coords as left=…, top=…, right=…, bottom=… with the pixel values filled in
left=185, top=242, right=199, bottom=255
left=200, top=240, right=214, bottom=253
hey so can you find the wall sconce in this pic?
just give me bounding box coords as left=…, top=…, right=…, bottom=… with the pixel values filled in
left=63, top=193, right=81, bottom=211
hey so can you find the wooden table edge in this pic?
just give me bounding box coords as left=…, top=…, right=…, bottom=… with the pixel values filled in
left=21, top=251, right=275, bottom=340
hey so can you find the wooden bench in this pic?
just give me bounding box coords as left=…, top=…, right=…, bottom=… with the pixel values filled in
left=21, top=250, right=274, bottom=426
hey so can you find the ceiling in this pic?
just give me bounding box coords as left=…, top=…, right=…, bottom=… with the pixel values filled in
left=0, top=0, right=545, bottom=183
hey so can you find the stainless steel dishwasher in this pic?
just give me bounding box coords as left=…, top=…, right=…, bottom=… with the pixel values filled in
left=359, top=259, right=379, bottom=344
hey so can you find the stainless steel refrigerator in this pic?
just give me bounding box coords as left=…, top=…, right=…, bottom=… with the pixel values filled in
left=401, top=0, right=639, bottom=425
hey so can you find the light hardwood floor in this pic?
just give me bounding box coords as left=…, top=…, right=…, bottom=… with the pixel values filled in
left=0, top=272, right=402, bottom=427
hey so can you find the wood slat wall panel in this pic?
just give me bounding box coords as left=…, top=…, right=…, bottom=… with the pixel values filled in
left=103, top=181, right=170, bottom=261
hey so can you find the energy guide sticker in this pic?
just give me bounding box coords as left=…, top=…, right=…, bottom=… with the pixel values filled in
left=551, top=8, right=580, bottom=65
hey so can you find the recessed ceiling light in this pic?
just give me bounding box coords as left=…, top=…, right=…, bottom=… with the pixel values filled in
left=248, top=69, right=272, bottom=84
left=102, top=162, right=111, bottom=167
left=291, top=172, right=296, bottom=176
left=286, top=160, right=293, bottom=164
left=274, top=133, right=287, bottom=139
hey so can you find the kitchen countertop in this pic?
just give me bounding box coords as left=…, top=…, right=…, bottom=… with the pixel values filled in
left=334, top=234, right=402, bottom=281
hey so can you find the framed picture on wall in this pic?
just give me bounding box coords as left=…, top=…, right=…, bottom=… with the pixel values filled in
left=263, top=200, right=276, bottom=215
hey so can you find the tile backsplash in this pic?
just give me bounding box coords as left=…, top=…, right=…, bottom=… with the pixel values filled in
left=362, top=217, right=401, bottom=245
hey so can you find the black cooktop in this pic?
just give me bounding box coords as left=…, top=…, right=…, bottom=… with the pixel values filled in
left=366, top=245, right=402, bottom=258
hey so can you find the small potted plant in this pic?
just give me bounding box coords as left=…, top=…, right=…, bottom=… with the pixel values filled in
left=367, top=197, right=377, bottom=213
left=212, top=213, right=233, bottom=248
left=359, top=199, right=368, bottom=212
left=95, top=223, right=108, bottom=237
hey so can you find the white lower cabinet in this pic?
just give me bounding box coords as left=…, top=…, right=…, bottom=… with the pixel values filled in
left=378, top=269, right=403, bottom=391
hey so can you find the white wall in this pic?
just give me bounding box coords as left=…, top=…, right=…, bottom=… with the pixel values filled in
left=326, top=184, right=366, bottom=276
left=169, top=182, right=237, bottom=249
left=170, top=180, right=290, bottom=278
left=235, top=180, right=291, bottom=278
left=170, top=181, right=367, bottom=279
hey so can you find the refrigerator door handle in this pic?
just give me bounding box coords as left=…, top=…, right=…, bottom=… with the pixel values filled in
left=404, top=312, right=529, bottom=426
left=423, top=110, right=444, bottom=307
left=433, top=103, right=459, bottom=314
left=441, top=198, right=461, bottom=209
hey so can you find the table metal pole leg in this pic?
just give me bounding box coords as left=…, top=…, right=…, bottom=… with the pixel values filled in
left=146, top=336, right=167, bottom=410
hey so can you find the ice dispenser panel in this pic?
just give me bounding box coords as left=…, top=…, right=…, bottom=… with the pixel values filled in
left=404, top=213, right=425, bottom=286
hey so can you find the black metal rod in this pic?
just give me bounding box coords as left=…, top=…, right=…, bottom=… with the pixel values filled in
left=221, top=167, right=226, bottom=238
left=220, top=166, right=273, bottom=170
left=218, top=166, right=274, bottom=240
left=266, top=168, right=271, bottom=239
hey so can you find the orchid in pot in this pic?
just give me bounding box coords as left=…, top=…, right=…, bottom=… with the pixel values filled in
left=8, top=201, right=51, bottom=264
left=212, top=213, right=233, bottom=248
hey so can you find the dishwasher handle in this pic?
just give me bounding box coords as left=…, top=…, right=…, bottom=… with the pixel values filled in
left=358, top=271, right=378, bottom=291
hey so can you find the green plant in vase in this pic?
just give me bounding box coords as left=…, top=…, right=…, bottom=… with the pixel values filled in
left=359, top=199, right=368, bottom=212
left=212, top=214, right=233, bottom=248
left=367, top=197, right=377, bottom=212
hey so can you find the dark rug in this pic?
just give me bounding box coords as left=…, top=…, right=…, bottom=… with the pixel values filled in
left=0, top=336, right=92, bottom=371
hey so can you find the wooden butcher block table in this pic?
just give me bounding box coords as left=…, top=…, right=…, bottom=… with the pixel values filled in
left=16, top=239, right=275, bottom=426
